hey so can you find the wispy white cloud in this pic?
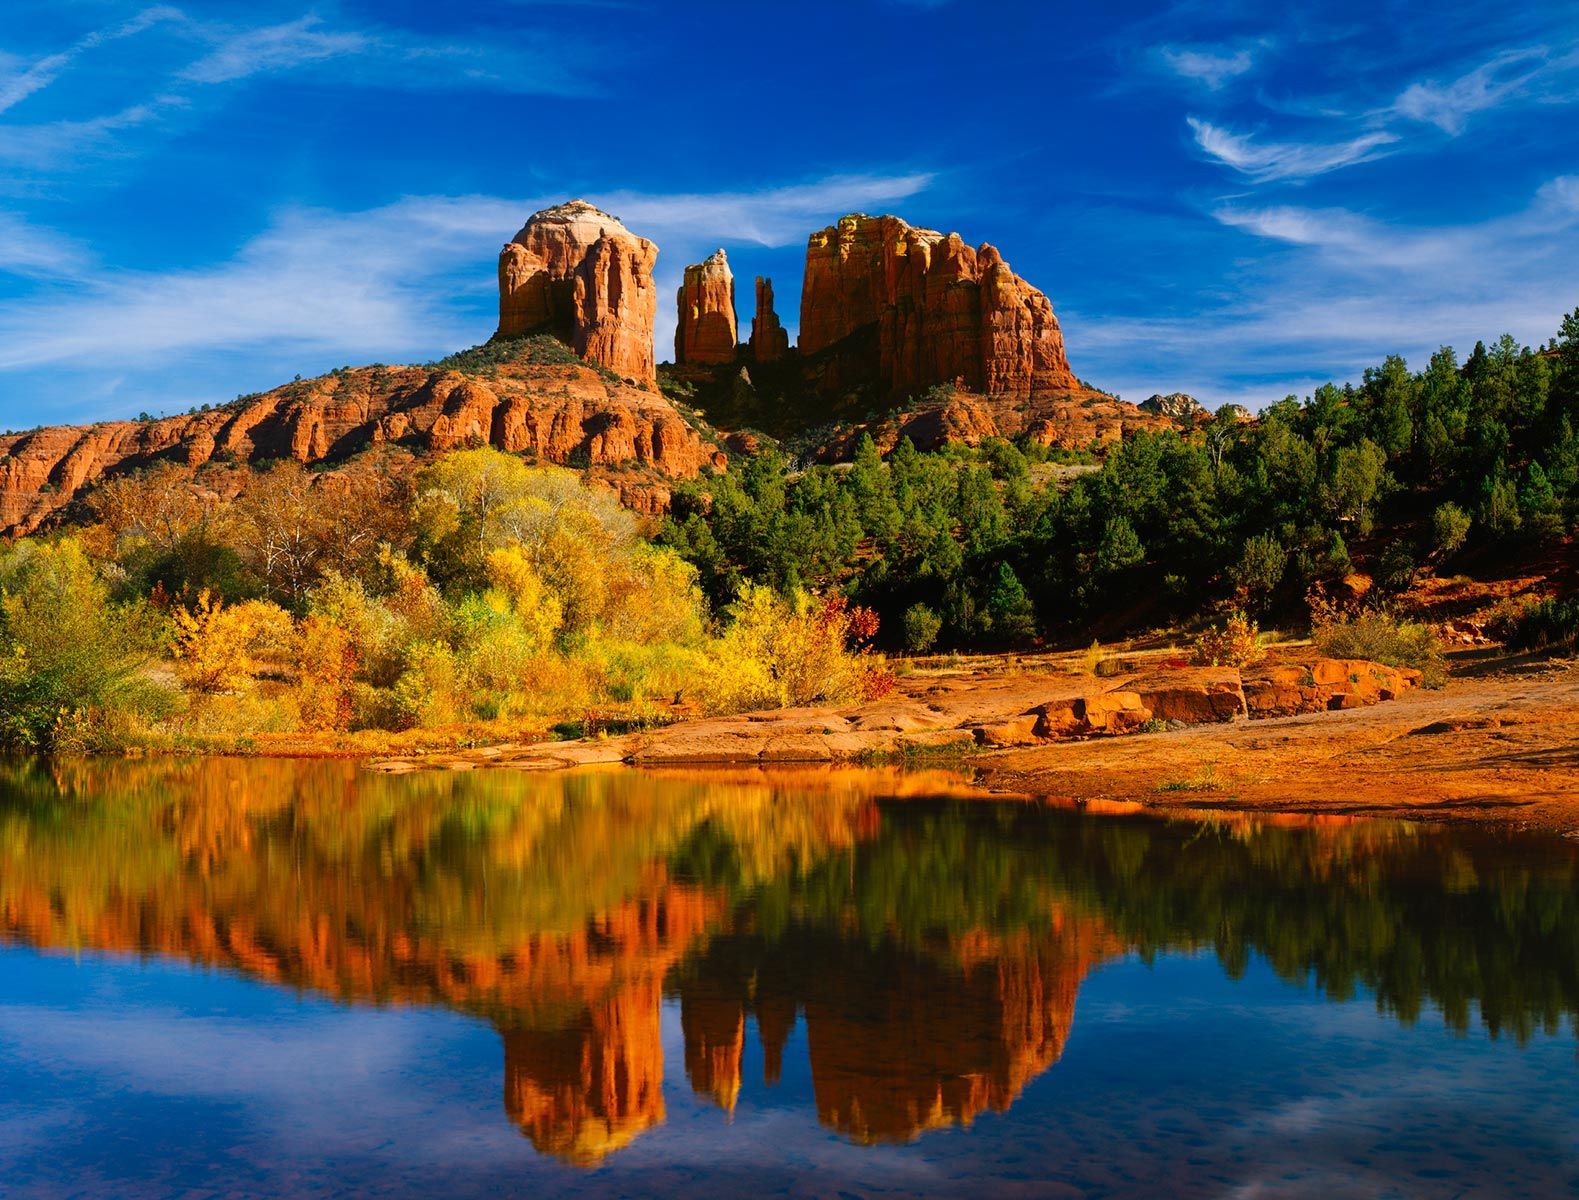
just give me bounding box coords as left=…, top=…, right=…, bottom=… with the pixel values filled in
left=1392, top=46, right=1550, bottom=133
left=1186, top=117, right=1398, bottom=181
left=1159, top=44, right=1255, bottom=90
left=596, top=173, right=935, bottom=247
left=0, top=5, right=182, bottom=115
left=176, top=12, right=590, bottom=95
left=0, top=7, right=599, bottom=190
left=1213, top=174, right=1579, bottom=269
left=0, top=102, right=172, bottom=174
left=178, top=15, right=370, bottom=84
left=0, top=212, right=92, bottom=280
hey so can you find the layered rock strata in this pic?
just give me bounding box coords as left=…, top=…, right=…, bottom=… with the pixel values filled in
left=0, top=358, right=722, bottom=536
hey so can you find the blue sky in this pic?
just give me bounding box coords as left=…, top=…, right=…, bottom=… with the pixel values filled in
left=1, top=0, right=1577, bottom=427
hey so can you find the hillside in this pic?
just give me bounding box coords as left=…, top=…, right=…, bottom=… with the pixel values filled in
left=0, top=338, right=723, bottom=537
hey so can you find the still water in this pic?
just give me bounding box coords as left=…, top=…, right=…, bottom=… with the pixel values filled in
left=1, top=758, right=1577, bottom=1199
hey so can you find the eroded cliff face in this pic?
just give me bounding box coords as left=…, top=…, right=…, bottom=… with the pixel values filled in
left=0, top=352, right=721, bottom=536
left=798, top=212, right=1080, bottom=401
left=498, top=200, right=659, bottom=384
left=674, top=249, right=738, bottom=366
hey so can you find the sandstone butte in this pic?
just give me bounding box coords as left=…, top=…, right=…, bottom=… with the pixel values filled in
left=673, top=249, right=738, bottom=366
left=798, top=212, right=1080, bottom=400
left=498, top=199, right=660, bottom=384
left=749, top=275, right=790, bottom=364
left=0, top=357, right=723, bottom=536
left=0, top=199, right=1192, bottom=535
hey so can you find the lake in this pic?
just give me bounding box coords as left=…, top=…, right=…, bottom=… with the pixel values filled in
left=2, top=758, right=1576, bottom=1198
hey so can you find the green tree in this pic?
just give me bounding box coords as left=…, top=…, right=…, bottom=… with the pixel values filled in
left=1430, top=502, right=1471, bottom=558
left=1326, top=439, right=1388, bottom=533
left=985, top=563, right=1037, bottom=645
left=1231, top=533, right=1286, bottom=612
left=902, top=603, right=943, bottom=653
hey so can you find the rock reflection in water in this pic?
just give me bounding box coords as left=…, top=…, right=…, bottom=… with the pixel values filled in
left=3, top=757, right=1579, bottom=1168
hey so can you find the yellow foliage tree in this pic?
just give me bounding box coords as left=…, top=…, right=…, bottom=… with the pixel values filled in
left=705, top=585, right=886, bottom=713
left=295, top=614, right=356, bottom=732
left=170, top=591, right=295, bottom=693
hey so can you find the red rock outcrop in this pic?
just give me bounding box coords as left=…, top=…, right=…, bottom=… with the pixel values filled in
left=498, top=200, right=659, bottom=384
left=749, top=276, right=789, bottom=364
left=674, top=249, right=738, bottom=366
left=0, top=353, right=722, bottom=537
left=798, top=213, right=1080, bottom=401
left=1243, top=658, right=1423, bottom=718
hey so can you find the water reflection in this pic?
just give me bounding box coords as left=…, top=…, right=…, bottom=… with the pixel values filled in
left=2, top=757, right=1577, bottom=1166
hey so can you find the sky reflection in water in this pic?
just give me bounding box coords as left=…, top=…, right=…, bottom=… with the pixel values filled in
left=1, top=758, right=1576, bottom=1198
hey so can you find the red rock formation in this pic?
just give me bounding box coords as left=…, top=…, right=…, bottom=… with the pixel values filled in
left=497, top=200, right=659, bottom=384
left=675, top=249, right=738, bottom=366
left=749, top=276, right=789, bottom=364
left=0, top=355, right=721, bottom=537
left=798, top=213, right=1079, bottom=401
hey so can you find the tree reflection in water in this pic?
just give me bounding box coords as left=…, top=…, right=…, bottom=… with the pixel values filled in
left=2, top=758, right=1577, bottom=1164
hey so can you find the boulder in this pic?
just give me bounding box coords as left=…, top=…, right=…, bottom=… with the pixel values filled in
left=1138, top=393, right=1206, bottom=420
left=1122, top=668, right=1247, bottom=723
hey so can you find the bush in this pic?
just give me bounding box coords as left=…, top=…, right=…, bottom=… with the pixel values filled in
left=705, top=586, right=888, bottom=712
left=1313, top=611, right=1446, bottom=687
left=1231, top=533, right=1286, bottom=608
left=0, top=538, right=172, bottom=749
left=424, top=334, right=580, bottom=374
left=1375, top=541, right=1418, bottom=595
left=170, top=591, right=295, bottom=693
left=902, top=603, right=942, bottom=653
left=1191, top=610, right=1262, bottom=669
left=1490, top=596, right=1579, bottom=654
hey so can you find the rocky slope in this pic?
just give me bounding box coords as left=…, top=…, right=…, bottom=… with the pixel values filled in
left=0, top=343, right=722, bottom=535
left=815, top=386, right=1181, bottom=458
left=374, top=649, right=1425, bottom=772
left=498, top=200, right=660, bottom=384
